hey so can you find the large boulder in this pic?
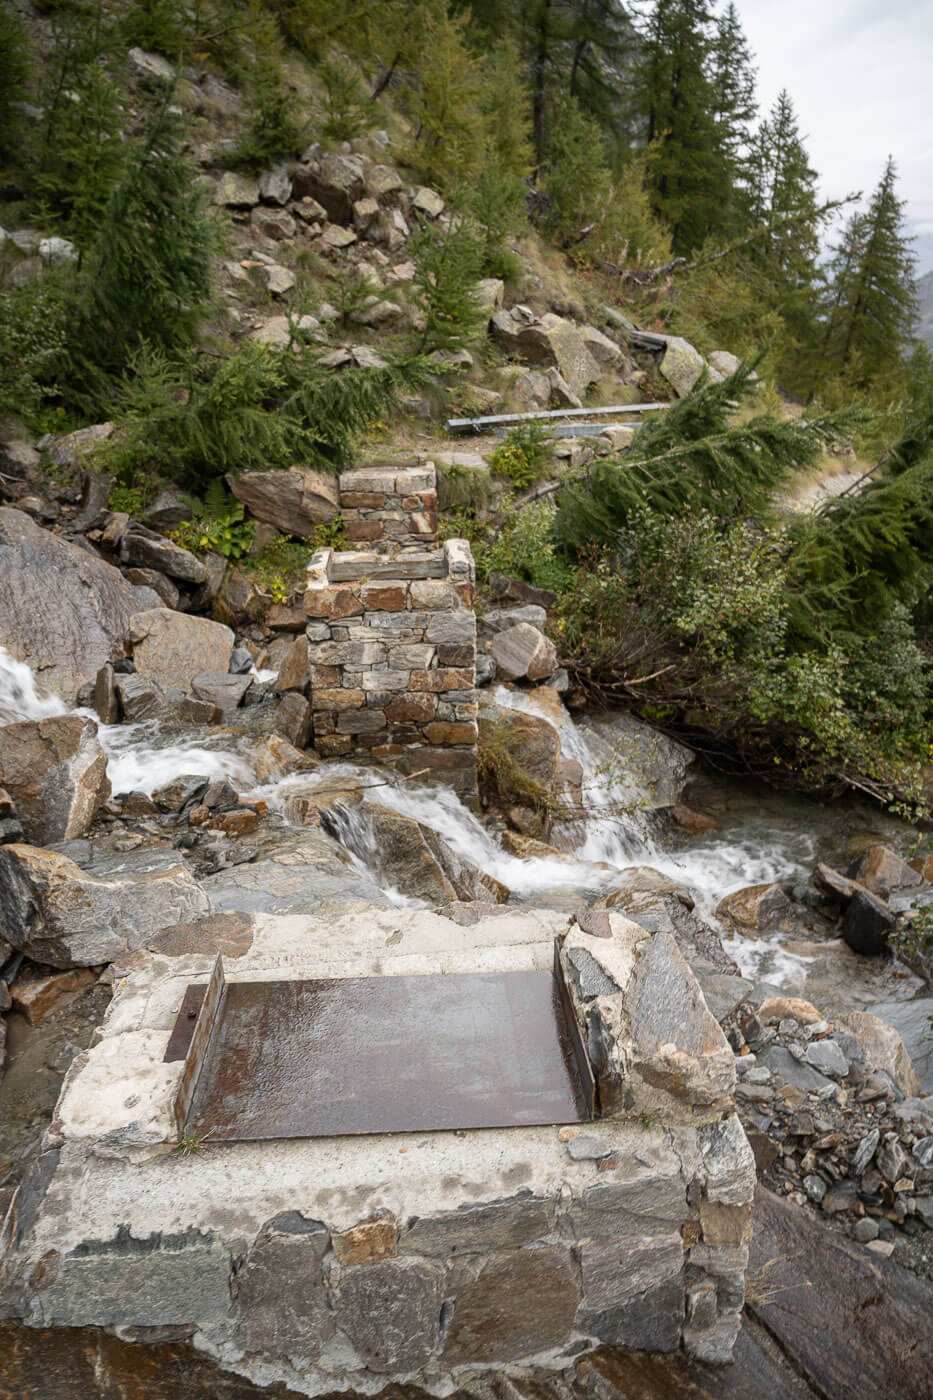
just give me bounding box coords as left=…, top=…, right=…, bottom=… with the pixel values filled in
left=364, top=805, right=508, bottom=906
left=716, top=883, right=795, bottom=934
left=0, top=844, right=211, bottom=968
left=129, top=609, right=234, bottom=692
left=488, top=623, right=558, bottom=682
left=0, top=507, right=159, bottom=701
left=0, top=716, right=109, bottom=843
left=833, top=1010, right=922, bottom=1098
left=291, top=154, right=364, bottom=224
left=120, top=525, right=207, bottom=585
left=659, top=337, right=707, bottom=397
left=490, top=308, right=603, bottom=399
left=478, top=704, right=561, bottom=795
left=227, top=467, right=339, bottom=536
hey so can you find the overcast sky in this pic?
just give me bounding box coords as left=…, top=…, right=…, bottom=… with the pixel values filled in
left=735, top=0, right=933, bottom=275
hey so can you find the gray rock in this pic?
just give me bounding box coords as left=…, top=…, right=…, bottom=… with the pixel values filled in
left=227, top=466, right=339, bottom=536
left=805, top=1039, right=849, bottom=1079
left=580, top=1274, right=684, bottom=1352
left=659, top=336, right=707, bottom=396
left=399, top=1194, right=552, bottom=1257
left=334, top=1259, right=442, bottom=1372
left=274, top=692, right=313, bottom=748
left=475, top=652, right=497, bottom=686
left=114, top=673, right=176, bottom=724
left=866, top=999, right=933, bottom=1094
left=213, top=171, right=260, bottom=208
left=803, top=1174, right=827, bottom=1203
left=129, top=609, right=234, bottom=693
left=144, top=488, right=190, bottom=531
left=291, top=153, right=364, bottom=224
left=442, top=1246, right=577, bottom=1364
left=201, top=830, right=390, bottom=915
left=481, top=604, right=548, bottom=633
left=259, top=165, right=293, bottom=205
left=852, top=1128, right=880, bottom=1175
left=757, top=1044, right=833, bottom=1093
left=564, top=945, right=621, bottom=1001
left=127, top=47, right=175, bottom=86
left=234, top=1215, right=332, bottom=1367
left=42, top=1230, right=230, bottom=1328
left=93, top=663, right=118, bottom=725
left=564, top=1173, right=688, bottom=1239
left=123, top=567, right=180, bottom=610
left=877, top=1137, right=908, bottom=1183
left=568, top=1134, right=615, bottom=1161
left=0, top=717, right=109, bottom=844
left=226, top=648, right=252, bottom=676
left=121, top=526, right=207, bottom=585
left=191, top=673, right=252, bottom=710
left=0, top=844, right=210, bottom=968
left=490, top=309, right=603, bottom=399
left=488, top=622, right=557, bottom=682
left=841, top=887, right=895, bottom=956
left=579, top=1233, right=682, bottom=1316
left=0, top=508, right=159, bottom=702
left=151, top=776, right=209, bottom=812
left=853, top=1217, right=879, bottom=1242
left=913, top=1136, right=933, bottom=1169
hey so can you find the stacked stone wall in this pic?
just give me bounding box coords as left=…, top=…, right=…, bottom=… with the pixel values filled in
left=305, top=539, right=477, bottom=795
left=338, top=461, right=438, bottom=549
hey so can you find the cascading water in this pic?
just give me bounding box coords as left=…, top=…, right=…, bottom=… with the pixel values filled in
left=0, top=646, right=252, bottom=796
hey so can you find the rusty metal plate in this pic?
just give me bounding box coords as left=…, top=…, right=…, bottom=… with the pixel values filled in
left=168, top=963, right=593, bottom=1141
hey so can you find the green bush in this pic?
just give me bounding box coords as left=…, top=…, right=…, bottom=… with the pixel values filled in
left=489, top=421, right=553, bottom=489
left=120, top=0, right=189, bottom=58
left=101, top=339, right=425, bottom=493
left=478, top=499, right=573, bottom=594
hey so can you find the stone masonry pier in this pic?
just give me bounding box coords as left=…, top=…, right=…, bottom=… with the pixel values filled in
left=0, top=907, right=755, bottom=1391
left=338, top=460, right=439, bottom=549
left=305, top=538, right=478, bottom=796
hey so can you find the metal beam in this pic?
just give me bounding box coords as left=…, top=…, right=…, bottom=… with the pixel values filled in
left=445, top=402, right=669, bottom=436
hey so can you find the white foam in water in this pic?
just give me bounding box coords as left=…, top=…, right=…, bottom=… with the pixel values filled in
left=0, top=646, right=69, bottom=723
left=0, top=647, right=252, bottom=796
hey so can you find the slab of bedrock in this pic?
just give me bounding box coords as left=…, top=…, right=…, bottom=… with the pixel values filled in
left=0, top=905, right=755, bottom=1395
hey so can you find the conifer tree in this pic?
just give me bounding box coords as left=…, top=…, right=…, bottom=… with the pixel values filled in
left=408, top=1, right=487, bottom=186
left=821, top=158, right=917, bottom=385
left=745, top=90, right=825, bottom=379
left=75, top=109, right=215, bottom=379
left=632, top=0, right=731, bottom=253
left=0, top=4, right=31, bottom=162
left=471, top=38, right=533, bottom=274
left=709, top=2, right=757, bottom=229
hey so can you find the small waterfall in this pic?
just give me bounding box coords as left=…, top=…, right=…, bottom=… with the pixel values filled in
left=0, top=646, right=251, bottom=796
left=0, top=647, right=69, bottom=724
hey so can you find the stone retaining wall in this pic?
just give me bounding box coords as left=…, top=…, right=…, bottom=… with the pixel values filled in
left=338, top=461, right=438, bottom=549
left=304, top=539, right=477, bottom=795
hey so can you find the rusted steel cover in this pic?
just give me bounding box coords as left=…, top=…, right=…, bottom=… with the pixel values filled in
left=166, top=961, right=594, bottom=1141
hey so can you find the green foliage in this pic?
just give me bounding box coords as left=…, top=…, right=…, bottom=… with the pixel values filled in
left=469, top=37, right=531, bottom=277
left=555, top=362, right=856, bottom=553
left=231, top=52, right=306, bottom=171
left=0, top=4, right=31, bottom=161
left=818, top=158, right=917, bottom=389
left=249, top=533, right=311, bottom=600
left=120, top=0, right=189, bottom=58
left=437, top=464, right=495, bottom=513
left=0, top=275, right=71, bottom=425
left=410, top=217, right=485, bottom=353
left=558, top=506, right=930, bottom=804
left=319, top=54, right=370, bottom=141
left=102, top=339, right=425, bottom=492
left=478, top=499, right=573, bottom=594
left=327, top=271, right=393, bottom=330
left=541, top=98, right=609, bottom=245
left=311, top=515, right=352, bottom=550
left=71, top=109, right=216, bottom=383
left=489, top=421, right=553, bottom=489
left=170, top=489, right=255, bottom=560
left=35, top=11, right=126, bottom=244
left=107, top=483, right=148, bottom=515
left=407, top=0, right=487, bottom=187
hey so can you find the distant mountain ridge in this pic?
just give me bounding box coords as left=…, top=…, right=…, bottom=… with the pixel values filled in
left=915, top=269, right=933, bottom=349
